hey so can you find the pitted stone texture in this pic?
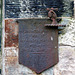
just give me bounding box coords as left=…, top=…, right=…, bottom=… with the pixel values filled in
left=19, top=64, right=53, bottom=75
left=4, top=47, right=54, bottom=75
left=4, top=19, right=54, bottom=75
left=3, top=19, right=75, bottom=75
left=4, top=46, right=75, bottom=75
left=5, top=0, right=20, bottom=18
left=59, top=19, right=75, bottom=46
left=5, top=0, right=74, bottom=18
left=54, top=46, right=75, bottom=75
left=5, top=19, right=18, bottom=47
left=54, top=19, right=75, bottom=75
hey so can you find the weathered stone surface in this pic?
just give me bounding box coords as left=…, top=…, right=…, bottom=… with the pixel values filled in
left=4, top=19, right=54, bottom=75
left=4, top=47, right=54, bottom=75
left=54, top=19, right=75, bottom=75
left=5, top=0, right=74, bottom=18
left=3, top=19, right=75, bottom=75
left=59, top=19, right=75, bottom=46
left=54, top=46, right=75, bottom=75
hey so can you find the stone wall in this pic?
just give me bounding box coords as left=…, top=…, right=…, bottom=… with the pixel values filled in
left=2, top=0, right=75, bottom=75
left=2, top=18, right=75, bottom=75
left=5, top=0, right=74, bottom=18
left=54, top=19, right=75, bottom=75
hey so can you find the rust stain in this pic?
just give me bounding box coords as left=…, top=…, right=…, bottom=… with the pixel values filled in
left=4, top=19, right=58, bottom=74
left=5, top=19, right=18, bottom=47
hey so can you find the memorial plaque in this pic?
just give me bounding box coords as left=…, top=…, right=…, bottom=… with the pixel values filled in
left=5, top=0, right=74, bottom=18
left=5, top=0, right=74, bottom=74
left=18, top=19, right=58, bottom=73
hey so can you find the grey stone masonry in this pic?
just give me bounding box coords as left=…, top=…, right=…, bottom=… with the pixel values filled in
left=5, top=0, right=74, bottom=18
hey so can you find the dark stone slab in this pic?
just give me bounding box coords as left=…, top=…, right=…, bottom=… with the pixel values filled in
left=5, top=0, right=74, bottom=18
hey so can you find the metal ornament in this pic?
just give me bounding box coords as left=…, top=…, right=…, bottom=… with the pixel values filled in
left=18, top=7, right=66, bottom=74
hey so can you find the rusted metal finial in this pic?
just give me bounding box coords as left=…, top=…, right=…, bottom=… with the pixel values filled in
left=47, top=8, right=58, bottom=24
